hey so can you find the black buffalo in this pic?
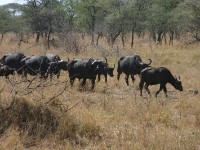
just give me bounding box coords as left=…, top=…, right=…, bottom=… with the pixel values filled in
left=93, top=58, right=115, bottom=83
left=139, top=67, right=183, bottom=97
left=0, top=52, right=25, bottom=74
left=0, top=65, right=15, bottom=79
left=20, top=55, right=50, bottom=78
left=117, top=55, right=152, bottom=85
left=67, top=58, right=102, bottom=90
left=47, top=60, right=68, bottom=79
left=46, top=53, right=61, bottom=62
left=46, top=54, right=69, bottom=79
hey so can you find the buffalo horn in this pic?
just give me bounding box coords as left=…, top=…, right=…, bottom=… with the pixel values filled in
left=175, top=76, right=177, bottom=80
left=148, top=59, right=152, bottom=65
left=104, top=57, right=108, bottom=63
left=92, top=60, right=97, bottom=65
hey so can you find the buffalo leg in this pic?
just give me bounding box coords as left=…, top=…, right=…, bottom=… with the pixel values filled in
left=117, top=69, right=121, bottom=81
left=139, top=80, right=144, bottom=96
left=144, top=84, right=151, bottom=95
left=82, top=78, right=86, bottom=87
left=163, top=85, right=168, bottom=97
left=98, top=74, right=101, bottom=82
left=125, top=74, right=129, bottom=86
left=104, top=73, right=107, bottom=83
left=49, top=72, right=53, bottom=81
left=91, top=78, right=96, bottom=90
left=70, top=77, right=75, bottom=86
left=131, top=75, right=135, bottom=84
left=156, top=84, right=164, bottom=97
left=57, top=71, right=60, bottom=79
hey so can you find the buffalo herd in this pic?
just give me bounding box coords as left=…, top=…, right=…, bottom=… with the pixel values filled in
left=0, top=52, right=183, bottom=97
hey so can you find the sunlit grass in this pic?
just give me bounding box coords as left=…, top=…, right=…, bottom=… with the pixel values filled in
left=0, top=33, right=199, bottom=149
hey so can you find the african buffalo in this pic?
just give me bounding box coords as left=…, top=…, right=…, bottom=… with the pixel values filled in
left=117, top=55, right=152, bottom=85
left=139, top=67, right=183, bottom=97
left=93, top=57, right=115, bottom=83
left=0, top=65, right=15, bottom=79
left=20, top=55, right=50, bottom=78
left=67, top=58, right=102, bottom=90
left=47, top=60, right=68, bottom=80
left=46, top=54, right=69, bottom=79
left=0, top=52, right=25, bottom=74
left=46, top=53, right=61, bottom=62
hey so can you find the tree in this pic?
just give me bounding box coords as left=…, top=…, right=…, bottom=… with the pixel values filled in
left=121, top=0, right=150, bottom=48
left=146, top=0, right=182, bottom=44
left=74, top=0, right=109, bottom=45
left=175, top=0, right=200, bottom=42
left=0, top=7, right=12, bottom=43
left=103, top=0, right=128, bottom=46
left=23, top=0, right=66, bottom=49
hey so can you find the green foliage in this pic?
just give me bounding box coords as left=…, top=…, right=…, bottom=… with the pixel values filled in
left=74, top=0, right=109, bottom=33
left=0, top=8, right=12, bottom=34
left=1, top=0, right=200, bottom=45
left=176, top=0, right=200, bottom=39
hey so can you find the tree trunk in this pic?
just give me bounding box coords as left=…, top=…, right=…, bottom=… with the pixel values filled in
left=152, top=32, right=156, bottom=43
left=131, top=30, right=134, bottom=48
left=169, top=31, right=174, bottom=45
left=36, top=32, right=40, bottom=42
left=157, top=31, right=163, bottom=44
left=110, top=32, right=121, bottom=47
left=96, top=32, right=102, bottom=46
left=162, top=33, right=167, bottom=45
left=91, top=32, right=94, bottom=45
left=0, top=34, right=4, bottom=44
left=47, top=30, right=51, bottom=50
left=121, top=32, right=125, bottom=47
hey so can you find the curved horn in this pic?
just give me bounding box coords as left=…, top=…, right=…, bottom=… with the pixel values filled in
left=113, top=64, right=115, bottom=69
left=137, top=61, right=143, bottom=66
left=92, top=60, right=97, bottom=65
left=68, top=57, right=70, bottom=62
left=175, top=76, right=177, bottom=80
left=104, top=57, right=107, bottom=63
left=147, top=59, right=152, bottom=65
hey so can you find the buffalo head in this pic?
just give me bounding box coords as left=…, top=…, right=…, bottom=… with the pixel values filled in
left=138, top=59, right=152, bottom=71
left=174, top=76, right=183, bottom=91
left=107, top=64, right=115, bottom=77
left=58, top=60, right=68, bottom=71
left=89, top=59, right=102, bottom=73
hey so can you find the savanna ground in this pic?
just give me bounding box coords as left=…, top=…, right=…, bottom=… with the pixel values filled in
left=0, top=33, right=199, bottom=149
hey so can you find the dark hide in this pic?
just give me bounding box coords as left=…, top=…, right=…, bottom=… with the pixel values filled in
left=139, top=67, right=183, bottom=97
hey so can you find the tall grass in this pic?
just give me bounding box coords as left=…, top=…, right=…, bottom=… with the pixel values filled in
left=0, top=33, right=199, bottom=149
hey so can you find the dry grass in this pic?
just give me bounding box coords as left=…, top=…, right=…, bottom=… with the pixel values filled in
left=0, top=33, right=200, bottom=149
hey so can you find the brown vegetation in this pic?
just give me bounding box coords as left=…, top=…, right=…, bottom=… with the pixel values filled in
left=0, top=33, right=199, bottom=149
